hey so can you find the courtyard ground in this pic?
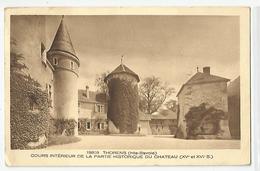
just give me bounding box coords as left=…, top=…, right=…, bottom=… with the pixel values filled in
left=47, top=135, right=240, bottom=149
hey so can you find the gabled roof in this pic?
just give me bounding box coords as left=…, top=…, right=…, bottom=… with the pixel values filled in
left=151, top=109, right=177, bottom=120
left=78, top=90, right=107, bottom=104
left=176, top=72, right=230, bottom=97
left=48, top=17, right=77, bottom=59
left=105, top=64, right=140, bottom=82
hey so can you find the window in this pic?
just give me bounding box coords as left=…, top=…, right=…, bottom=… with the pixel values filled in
left=48, top=84, right=52, bottom=99
left=41, top=42, right=46, bottom=55
left=86, top=122, right=91, bottom=130
left=97, top=123, right=101, bottom=130
left=53, top=58, right=58, bottom=65
left=41, top=42, right=46, bottom=64
left=48, top=84, right=52, bottom=107
left=70, top=61, right=74, bottom=69
left=98, top=105, right=101, bottom=113
left=96, top=104, right=104, bottom=113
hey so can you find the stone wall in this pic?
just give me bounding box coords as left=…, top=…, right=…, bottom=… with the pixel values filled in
left=228, top=95, right=240, bottom=139
left=11, top=16, right=55, bottom=117
left=79, top=101, right=107, bottom=119
left=150, top=119, right=177, bottom=135
left=137, top=120, right=152, bottom=135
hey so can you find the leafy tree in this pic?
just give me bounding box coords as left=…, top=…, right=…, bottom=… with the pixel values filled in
left=139, top=76, right=175, bottom=114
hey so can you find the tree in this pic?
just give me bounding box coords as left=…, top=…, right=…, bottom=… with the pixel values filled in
left=139, top=76, right=175, bottom=114
left=165, top=99, right=177, bottom=112
left=95, top=71, right=110, bottom=93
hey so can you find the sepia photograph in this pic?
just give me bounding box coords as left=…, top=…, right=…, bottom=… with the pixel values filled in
left=5, top=7, right=250, bottom=166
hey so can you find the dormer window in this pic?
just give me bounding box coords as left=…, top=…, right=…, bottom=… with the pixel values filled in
left=41, top=42, right=47, bottom=65
left=70, top=61, right=74, bottom=69
left=41, top=42, right=46, bottom=55
left=53, top=58, right=58, bottom=65
left=95, top=104, right=104, bottom=113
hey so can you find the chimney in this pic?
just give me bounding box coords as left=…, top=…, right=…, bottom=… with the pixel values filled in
left=203, top=66, right=210, bottom=74
left=85, top=85, right=89, bottom=98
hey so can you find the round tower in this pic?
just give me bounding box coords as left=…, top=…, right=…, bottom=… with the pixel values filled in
left=105, top=61, right=140, bottom=134
left=47, top=17, right=80, bottom=135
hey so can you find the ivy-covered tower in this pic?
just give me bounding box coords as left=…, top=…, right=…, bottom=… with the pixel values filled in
left=47, top=17, right=80, bottom=135
left=105, top=61, right=139, bottom=134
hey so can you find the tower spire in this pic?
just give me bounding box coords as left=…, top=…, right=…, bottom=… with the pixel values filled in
left=48, top=15, right=77, bottom=58
left=121, top=55, right=125, bottom=71
left=121, top=55, right=124, bottom=65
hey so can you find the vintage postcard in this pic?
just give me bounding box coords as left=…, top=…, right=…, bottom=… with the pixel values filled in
left=5, top=7, right=250, bottom=166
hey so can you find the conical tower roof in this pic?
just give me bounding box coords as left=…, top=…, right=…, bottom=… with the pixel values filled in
left=48, top=17, right=77, bottom=59
left=105, top=64, right=140, bottom=82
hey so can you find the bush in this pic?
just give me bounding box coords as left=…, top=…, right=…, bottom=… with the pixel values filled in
left=54, top=119, right=77, bottom=136
left=185, top=103, right=225, bottom=139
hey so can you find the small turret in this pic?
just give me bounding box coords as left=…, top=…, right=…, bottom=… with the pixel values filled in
left=105, top=58, right=139, bottom=134
left=47, top=16, right=80, bottom=136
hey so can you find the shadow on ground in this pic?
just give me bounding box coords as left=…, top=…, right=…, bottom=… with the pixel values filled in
left=48, top=136, right=81, bottom=146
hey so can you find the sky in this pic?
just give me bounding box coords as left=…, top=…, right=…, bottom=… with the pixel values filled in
left=45, top=15, right=240, bottom=99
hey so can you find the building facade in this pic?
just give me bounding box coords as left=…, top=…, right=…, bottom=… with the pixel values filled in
left=176, top=67, right=231, bottom=139
left=78, top=87, right=108, bottom=135
left=228, top=76, right=240, bottom=139
left=150, top=109, right=178, bottom=135
left=137, top=111, right=152, bottom=135
left=11, top=16, right=80, bottom=136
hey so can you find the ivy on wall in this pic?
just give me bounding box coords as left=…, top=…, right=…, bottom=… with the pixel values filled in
left=107, top=78, right=139, bottom=134
left=10, top=51, right=50, bottom=149
left=185, top=103, right=225, bottom=139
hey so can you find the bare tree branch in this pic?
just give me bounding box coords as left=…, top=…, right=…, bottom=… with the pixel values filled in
left=139, top=76, right=175, bottom=114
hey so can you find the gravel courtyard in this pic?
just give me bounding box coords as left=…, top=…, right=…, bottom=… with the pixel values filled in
left=47, top=135, right=240, bottom=150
